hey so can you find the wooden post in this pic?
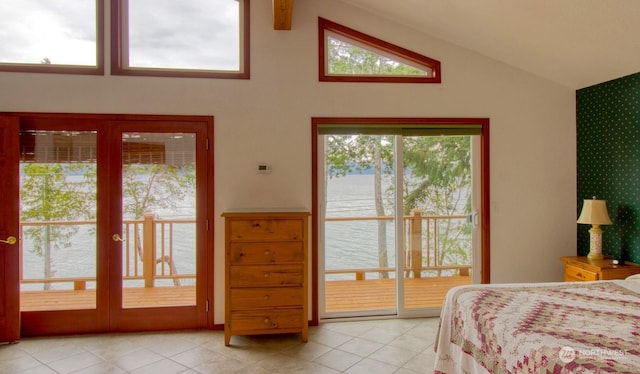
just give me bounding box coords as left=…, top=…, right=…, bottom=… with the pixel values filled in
left=410, top=208, right=422, bottom=278
left=73, top=280, right=86, bottom=290
left=143, top=212, right=156, bottom=288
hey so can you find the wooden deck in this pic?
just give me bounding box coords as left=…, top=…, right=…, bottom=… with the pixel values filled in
left=20, top=275, right=469, bottom=312
left=20, top=286, right=197, bottom=311
left=324, top=275, right=471, bottom=311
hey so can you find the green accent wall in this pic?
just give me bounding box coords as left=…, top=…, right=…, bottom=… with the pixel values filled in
left=577, top=72, right=640, bottom=263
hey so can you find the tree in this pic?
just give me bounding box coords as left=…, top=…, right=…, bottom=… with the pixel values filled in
left=327, top=38, right=425, bottom=76
left=325, top=40, right=473, bottom=276
left=326, top=135, right=394, bottom=278
left=325, top=135, right=473, bottom=276
left=122, top=163, right=195, bottom=285
left=20, top=159, right=195, bottom=288
left=20, top=163, right=94, bottom=290
left=402, top=136, right=472, bottom=268
left=122, top=163, right=194, bottom=220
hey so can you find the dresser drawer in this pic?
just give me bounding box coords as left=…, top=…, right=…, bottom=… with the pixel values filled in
left=230, top=309, right=303, bottom=333
left=229, top=265, right=303, bottom=287
left=564, top=264, right=598, bottom=281
left=229, top=219, right=303, bottom=241
left=229, top=242, right=303, bottom=265
left=230, top=287, right=303, bottom=310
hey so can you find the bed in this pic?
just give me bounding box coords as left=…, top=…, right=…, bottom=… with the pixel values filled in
left=434, top=276, right=640, bottom=373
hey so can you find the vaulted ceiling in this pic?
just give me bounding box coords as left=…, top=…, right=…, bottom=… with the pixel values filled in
left=275, top=0, right=638, bottom=89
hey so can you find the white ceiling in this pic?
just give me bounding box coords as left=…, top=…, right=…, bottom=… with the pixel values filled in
left=338, top=0, right=640, bottom=89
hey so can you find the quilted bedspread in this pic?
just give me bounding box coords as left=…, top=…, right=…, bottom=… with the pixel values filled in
left=434, top=280, right=640, bottom=373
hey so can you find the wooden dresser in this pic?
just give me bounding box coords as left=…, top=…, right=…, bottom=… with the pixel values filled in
left=561, top=256, right=640, bottom=282
left=222, top=211, right=309, bottom=346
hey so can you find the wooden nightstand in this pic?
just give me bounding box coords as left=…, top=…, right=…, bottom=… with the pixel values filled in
left=561, top=256, right=640, bottom=281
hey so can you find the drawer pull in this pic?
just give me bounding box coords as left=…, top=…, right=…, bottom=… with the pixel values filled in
left=264, top=317, right=270, bottom=325
left=576, top=272, right=583, bottom=279
left=264, top=250, right=271, bottom=256
left=264, top=294, right=270, bottom=300
left=264, top=272, right=270, bottom=278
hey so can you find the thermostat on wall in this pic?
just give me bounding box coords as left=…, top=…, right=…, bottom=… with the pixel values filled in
left=257, top=163, right=271, bottom=174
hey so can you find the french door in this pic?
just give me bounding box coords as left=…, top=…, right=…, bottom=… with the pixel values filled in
left=0, top=116, right=20, bottom=343
left=1, top=113, right=213, bottom=339
left=313, top=118, right=489, bottom=321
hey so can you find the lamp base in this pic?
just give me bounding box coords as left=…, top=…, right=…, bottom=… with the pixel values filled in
left=587, top=225, right=604, bottom=260
left=587, top=251, right=604, bottom=260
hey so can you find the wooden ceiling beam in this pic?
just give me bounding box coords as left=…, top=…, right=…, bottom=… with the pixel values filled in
left=273, top=0, right=294, bottom=30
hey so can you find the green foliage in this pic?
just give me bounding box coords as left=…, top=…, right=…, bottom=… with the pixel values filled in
left=21, top=161, right=194, bottom=262
left=325, top=134, right=473, bottom=270
left=325, top=135, right=394, bottom=177
left=402, top=136, right=471, bottom=215
left=123, top=164, right=195, bottom=219
left=327, top=38, right=425, bottom=76
left=324, top=36, right=473, bottom=273
left=21, top=163, right=94, bottom=256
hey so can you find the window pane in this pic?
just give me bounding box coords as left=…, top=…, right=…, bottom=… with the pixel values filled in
left=319, top=18, right=441, bottom=83
left=327, top=36, right=431, bottom=77
left=127, top=0, right=240, bottom=71
left=121, top=132, right=197, bottom=308
left=0, top=0, right=97, bottom=66
left=19, top=130, right=98, bottom=311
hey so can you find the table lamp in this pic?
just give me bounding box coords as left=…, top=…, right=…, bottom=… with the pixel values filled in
left=577, top=196, right=613, bottom=260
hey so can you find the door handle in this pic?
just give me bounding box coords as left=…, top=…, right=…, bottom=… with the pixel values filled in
left=0, top=236, right=17, bottom=245
left=112, top=234, right=125, bottom=242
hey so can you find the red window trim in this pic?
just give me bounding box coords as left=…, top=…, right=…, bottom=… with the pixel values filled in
left=0, top=0, right=105, bottom=76
left=110, top=0, right=250, bottom=80
left=318, top=17, right=441, bottom=84
left=309, top=117, right=489, bottom=324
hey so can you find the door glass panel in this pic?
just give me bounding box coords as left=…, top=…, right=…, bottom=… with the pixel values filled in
left=19, top=130, right=97, bottom=311
left=121, top=133, right=196, bottom=308
left=323, top=134, right=396, bottom=315
left=401, top=135, right=473, bottom=310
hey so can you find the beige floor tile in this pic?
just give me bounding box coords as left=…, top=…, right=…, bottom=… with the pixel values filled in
left=46, top=351, right=104, bottom=374
left=313, top=349, right=363, bottom=371
left=336, top=337, right=384, bottom=357
left=1, top=317, right=439, bottom=374
left=368, top=344, right=418, bottom=367
left=344, top=357, right=398, bottom=374
left=129, top=358, right=189, bottom=374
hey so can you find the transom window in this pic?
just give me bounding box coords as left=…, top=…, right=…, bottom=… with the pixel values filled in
left=111, top=0, right=249, bottom=79
left=319, top=18, right=441, bottom=83
left=0, top=0, right=104, bottom=75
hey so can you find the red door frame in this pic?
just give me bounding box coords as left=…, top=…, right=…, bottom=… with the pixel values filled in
left=0, top=116, right=20, bottom=343
left=1, top=112, right=214, bottom=337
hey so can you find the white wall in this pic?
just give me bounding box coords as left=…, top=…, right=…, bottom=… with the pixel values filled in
left=0, top=0, right=577, bottom=324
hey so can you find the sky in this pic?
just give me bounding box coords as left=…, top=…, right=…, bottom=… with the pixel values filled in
left=0, top=0, right=240, bottom=70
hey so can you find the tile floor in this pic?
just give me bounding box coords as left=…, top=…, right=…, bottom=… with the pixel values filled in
left=0, top=318, right=439, bottom=374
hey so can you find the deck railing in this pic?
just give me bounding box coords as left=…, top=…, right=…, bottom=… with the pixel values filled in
left=18, top=214, right=196, bottom=290
left=324, top=209, right=472, bottom=280
left=18, top=210, right=471, bottom=289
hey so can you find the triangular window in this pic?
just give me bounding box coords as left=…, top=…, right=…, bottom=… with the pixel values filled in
left=319, top=18, right=441, bottom=83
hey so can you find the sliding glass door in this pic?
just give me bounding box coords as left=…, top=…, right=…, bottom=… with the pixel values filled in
left=315, top=119, right=487, bottom=320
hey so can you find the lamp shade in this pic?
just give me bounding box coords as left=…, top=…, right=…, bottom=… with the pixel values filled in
left=577, top=197, right=613, bottom=225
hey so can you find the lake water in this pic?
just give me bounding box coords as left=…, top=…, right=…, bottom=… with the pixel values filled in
left=20, top=173, right=467, bottom=289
